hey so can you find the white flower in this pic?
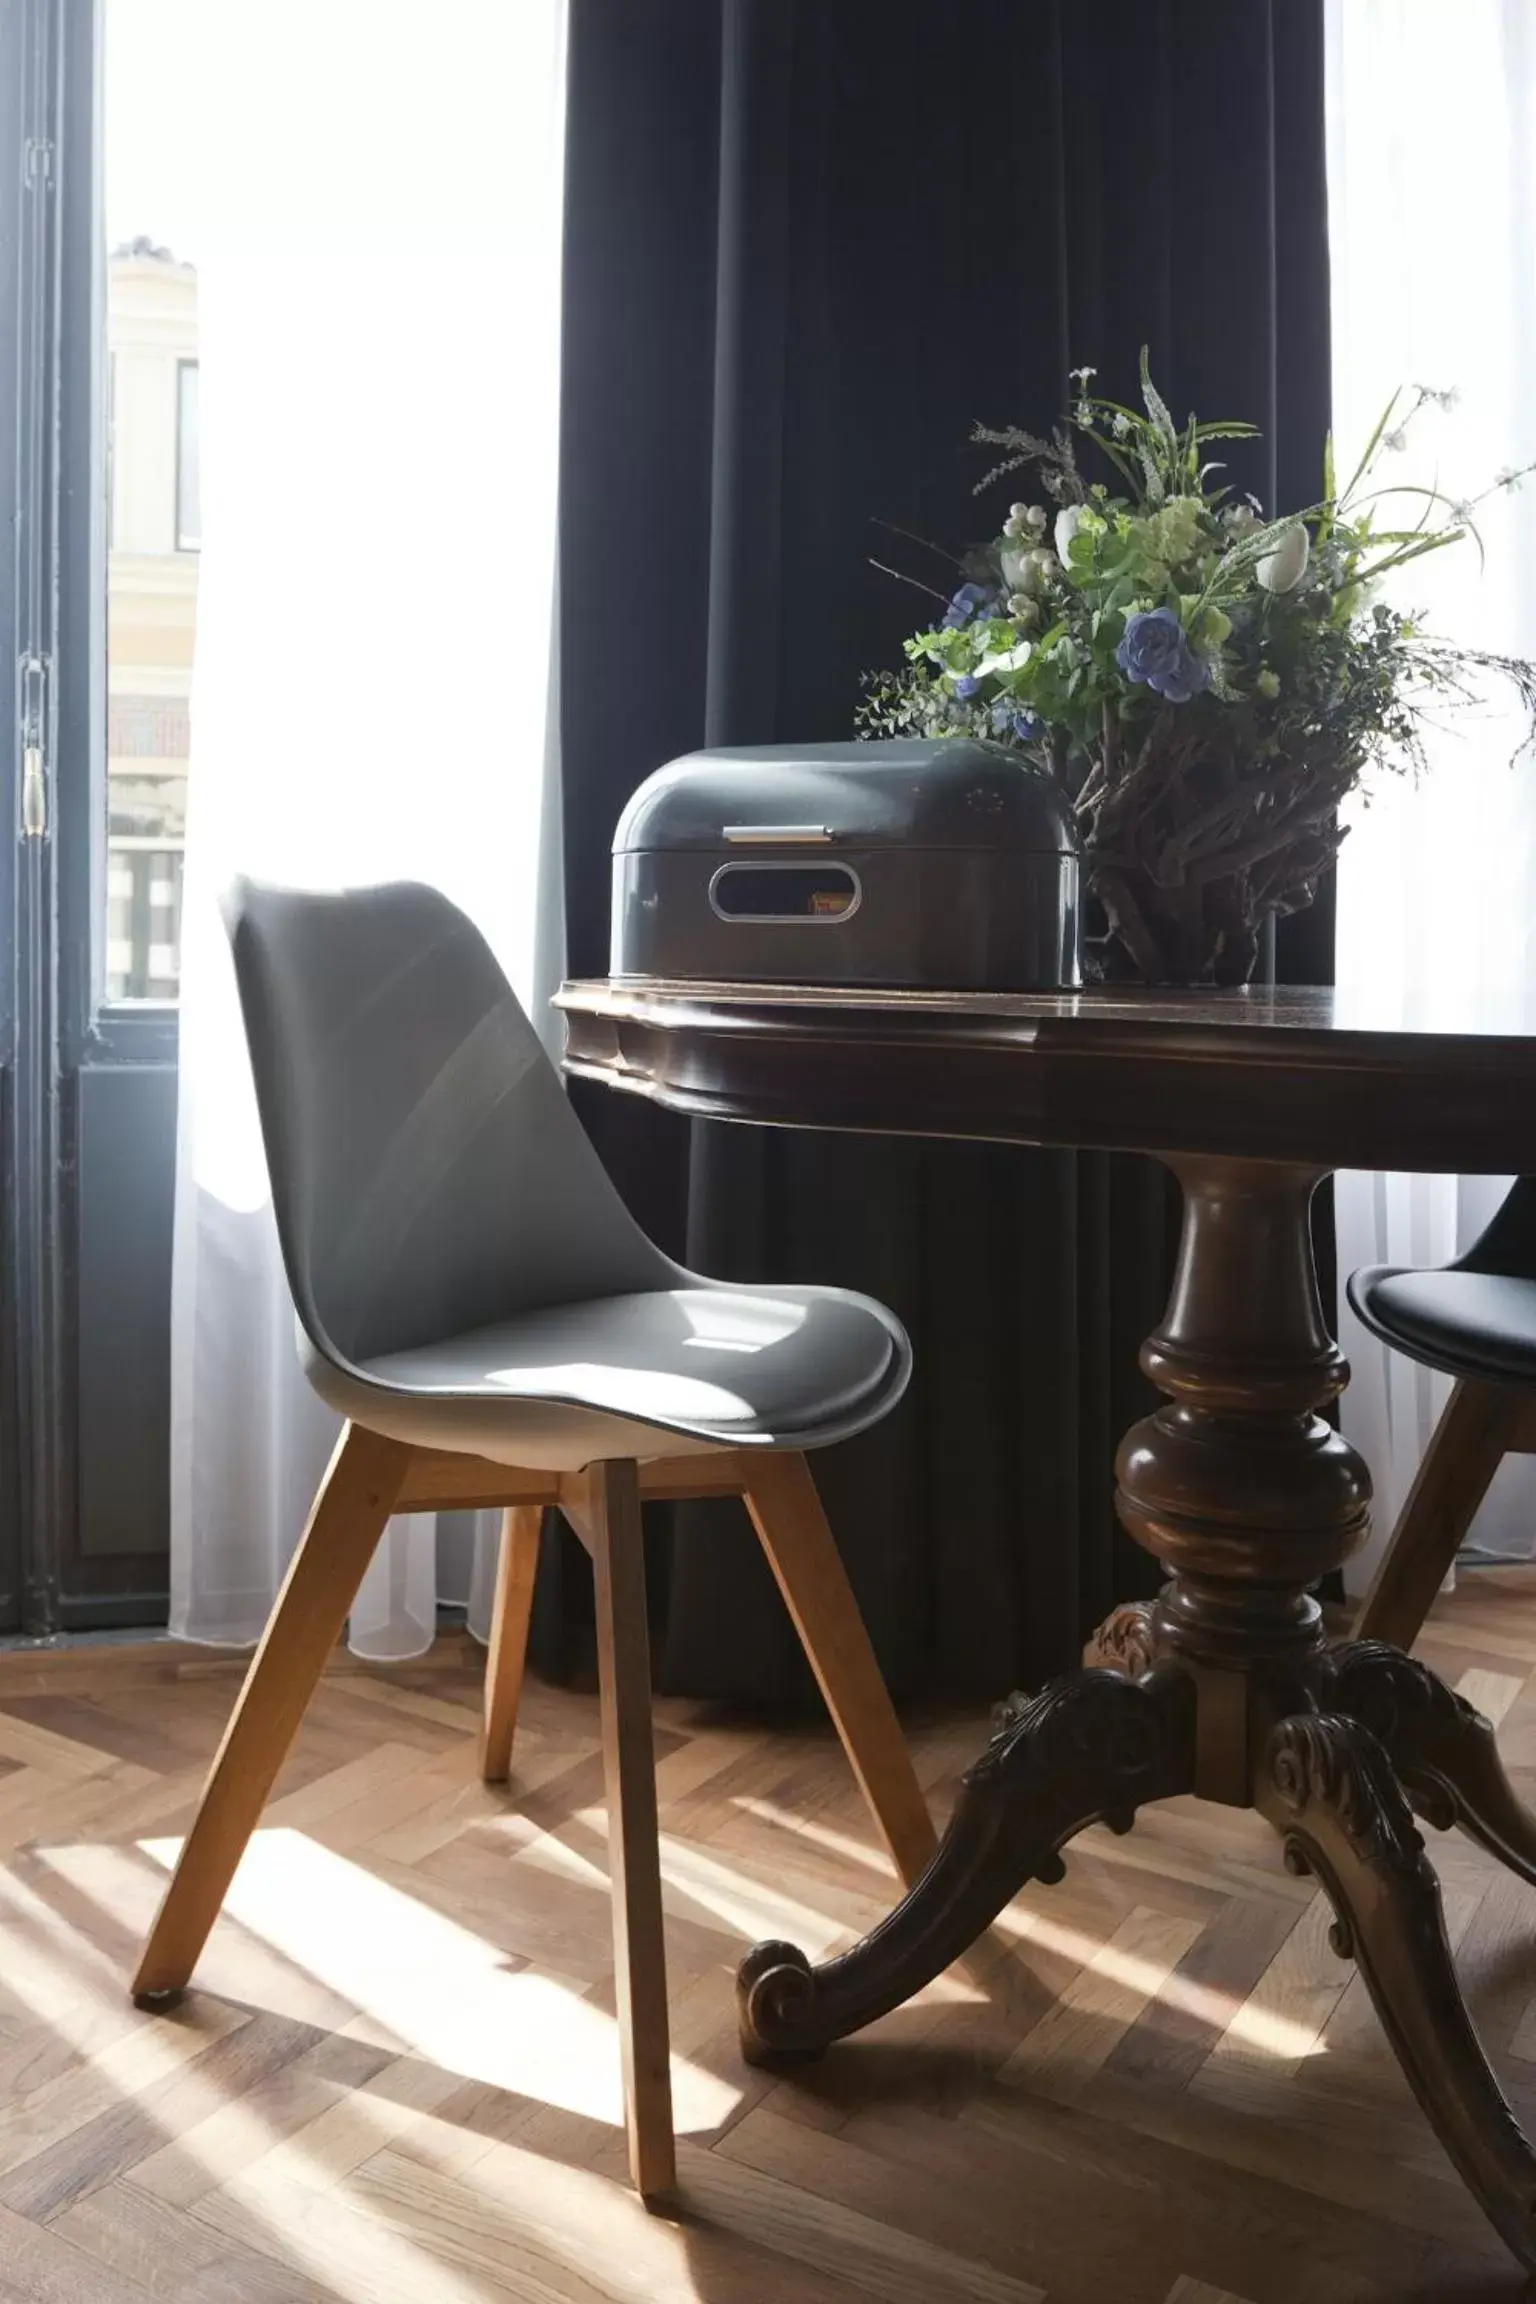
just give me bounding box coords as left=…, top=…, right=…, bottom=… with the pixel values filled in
left=1069, top=365, right=1097, bottom=385
left=1111, top=411, right=1131, bottom=438
left=1382, top=426, right=1408, bottom=453
left=975, top=638, right=1034, bottom=678
left=1256, top=525, right=1309, bottom=594
left=1001, top=542, right=1059, bottom=594
left=1024, top=503, right=1048, bottom=532
left=1054, top=504, right=1088, bottom=563
left=1006, top=594, right=1041, bottom=629
left=1222, top=503, right=1259, bottom=535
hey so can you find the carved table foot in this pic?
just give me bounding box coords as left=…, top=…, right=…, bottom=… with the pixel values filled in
left=1082, top=1600, right=1157, bottom=1677
left=737, top=1663, right=1195, bottom=2066
left=1258, top=1709, right=1536, bottom=2272
left=1320, top=1640, right=1536, bottom=1889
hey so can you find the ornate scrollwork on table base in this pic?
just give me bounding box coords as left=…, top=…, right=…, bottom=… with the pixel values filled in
left=737, top=1666, right=1195, bottom=2065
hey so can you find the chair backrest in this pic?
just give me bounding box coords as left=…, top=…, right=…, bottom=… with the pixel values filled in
left=1456, top=1175, right=1536, bottom=1280
left=225, top=877, right=673, bottom=1371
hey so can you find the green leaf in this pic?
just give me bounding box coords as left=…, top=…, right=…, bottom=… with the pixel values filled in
left=1086, top=396, right=1148, bottom=430
left=1340, top=388, right=1403, bottom=508
left=1350, top=481, right=1469, bottom=545
left=1360, top=527, right=1473, bottom=581
left=1139, top=347, right=1179, bottom=448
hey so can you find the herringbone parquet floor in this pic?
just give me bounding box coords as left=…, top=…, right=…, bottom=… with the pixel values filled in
left=1, top=1573, right=1536, bottom=2303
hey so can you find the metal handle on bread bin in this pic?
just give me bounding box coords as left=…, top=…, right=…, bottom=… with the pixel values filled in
left=721, top=824, right=833, bottom=843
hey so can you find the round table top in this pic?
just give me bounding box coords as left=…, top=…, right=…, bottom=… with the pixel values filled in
left=557, top=976, right=1536, bottom=1175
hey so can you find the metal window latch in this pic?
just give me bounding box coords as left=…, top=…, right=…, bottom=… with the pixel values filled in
left=18, top=653, right=49, bottom=838
left=22, top=138, right=53, bottom=188
left=22, top=747, right=47, bottom=837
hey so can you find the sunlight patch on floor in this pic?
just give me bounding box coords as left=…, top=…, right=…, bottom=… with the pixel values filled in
left=1, top=1859, right=504, bottom=2304
left=138, top=1828, right=745, bottom=2130
left=727, top=1792, right=892, bottom=1876
left=652, top=1829, right=846, bottom=1952
left=654, top=1830, right=986, bottom=2006
left=995, top=1899, right=1327, bottom=2062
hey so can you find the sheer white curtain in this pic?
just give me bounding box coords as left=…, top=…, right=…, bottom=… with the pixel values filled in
left=1327, top=0, right=1536, bottom=1587
left=170, top=0, right=568, bottom=1653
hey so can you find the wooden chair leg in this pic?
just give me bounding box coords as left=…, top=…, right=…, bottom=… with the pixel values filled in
left=1355, top=1378, right=1526, bottom=1649
left=566, top=1460, right=676, bottom=2204
left=133, top=1424, right=411, bottom=2005
left=742, top=1450, right=938, bottom=1889
left=480, top=1505, right=544, bottom=1784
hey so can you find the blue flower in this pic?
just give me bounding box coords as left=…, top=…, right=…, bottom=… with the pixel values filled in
left=942, top=582, right=1000, bottom=630
left=1114, top=606, right=1209, bottom=704
left=990, top=701, right=1040, bottom=741
left=953, top=673, right=981, bottom=699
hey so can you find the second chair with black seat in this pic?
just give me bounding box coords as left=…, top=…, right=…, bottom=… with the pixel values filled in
left=1351, top=1177, right=1536, bottom=1647
left=1347, top=1178, right=1536, bottom=1879
left=131, top=877, right=936, bottom=2206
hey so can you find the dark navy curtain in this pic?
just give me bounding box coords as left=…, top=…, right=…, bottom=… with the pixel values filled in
left=538, top=0, right=1334, bottom=1701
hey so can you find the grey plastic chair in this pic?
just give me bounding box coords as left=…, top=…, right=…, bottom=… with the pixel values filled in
left=132, top=878, right=934, bottom=2203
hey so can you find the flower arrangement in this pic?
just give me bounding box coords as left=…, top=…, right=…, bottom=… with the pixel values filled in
left=859, top=358, right=1536, bottom=983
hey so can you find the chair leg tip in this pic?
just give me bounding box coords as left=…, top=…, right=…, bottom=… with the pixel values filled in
left=133, top=1984, right=186, bottom=2013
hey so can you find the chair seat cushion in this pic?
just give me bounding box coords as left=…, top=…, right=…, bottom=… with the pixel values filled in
left=1348, top=1266, right=1536, bottom=1386
left=306, top=1282, right=908, bottom=1470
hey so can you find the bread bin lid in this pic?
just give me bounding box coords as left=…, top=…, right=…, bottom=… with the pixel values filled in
left=612, top=738, right=1078, bottom=856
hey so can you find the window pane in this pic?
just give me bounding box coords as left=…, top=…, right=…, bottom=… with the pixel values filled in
left=104, top=3, right=202, bottom=1003
left=176, top=360, right=200, bottom=552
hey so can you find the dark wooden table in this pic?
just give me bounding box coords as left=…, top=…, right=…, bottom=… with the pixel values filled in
left=559, top=975, right=1536, bottom=2271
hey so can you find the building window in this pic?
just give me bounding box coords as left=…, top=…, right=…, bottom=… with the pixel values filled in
left=176, top=358, right=200, bottom=551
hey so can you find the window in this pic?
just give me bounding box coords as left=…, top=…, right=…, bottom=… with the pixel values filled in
left=175, top=357, right=199, bottom=552
left=103, top=0, right=203, bottom=1003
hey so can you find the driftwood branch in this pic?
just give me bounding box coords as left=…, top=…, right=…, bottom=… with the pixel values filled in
left=1078, top=715, right=1353, bottom=983
left=1092, top=868, right=1167, bottom=983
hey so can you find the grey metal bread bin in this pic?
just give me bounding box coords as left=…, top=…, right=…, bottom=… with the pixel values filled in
left=610, top=738, right=1081, bottom=991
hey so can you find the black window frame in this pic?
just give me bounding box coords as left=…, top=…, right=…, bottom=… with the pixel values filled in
left=0, top=0, right=182, bottom=1637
